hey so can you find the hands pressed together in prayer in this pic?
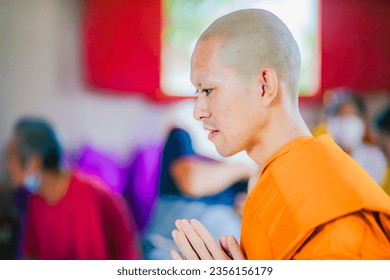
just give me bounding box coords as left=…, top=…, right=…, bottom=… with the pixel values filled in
left=170, top=219, right=246, bottom=260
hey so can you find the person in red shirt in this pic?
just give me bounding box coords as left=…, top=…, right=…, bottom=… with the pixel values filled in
left=5, top=117, right=139, bottom=259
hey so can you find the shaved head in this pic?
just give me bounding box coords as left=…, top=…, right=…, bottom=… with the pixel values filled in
left=191, top=9, right=312, bottom=170
left=196, top=9, right=301, bottom=98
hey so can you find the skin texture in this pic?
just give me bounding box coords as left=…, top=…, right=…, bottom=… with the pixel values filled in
left=171, top=9, right=312, bottom=260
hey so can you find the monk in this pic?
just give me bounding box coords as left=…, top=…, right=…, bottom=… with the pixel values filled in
left=170, top=9, right=390, bottom=260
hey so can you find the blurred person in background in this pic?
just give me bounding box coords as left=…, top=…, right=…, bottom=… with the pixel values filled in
left=314, top=87, right=387, bottom=185
left=5, top=117, right=139, bottom=259
left=143, top=127, right=255, bottom=259
left=374, top=106, right=390, bottom=195
left=0, top=164, right=30, bottom=259
left=0, top=180, right=20, bottom=259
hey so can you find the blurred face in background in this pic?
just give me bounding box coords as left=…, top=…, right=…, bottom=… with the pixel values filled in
left=327, top=102, right=366, bottom=153
left=5, top=135, right=25, bottom=186
left=6, top=134, right=42, bottom=193
left=337, top=102, right=360, bottom=116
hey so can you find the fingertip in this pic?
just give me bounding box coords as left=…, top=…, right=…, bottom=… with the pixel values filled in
left=175, top=219, right=181, bottom=227
left=219, top=234, right=228, bottom=243
left=176, top=219, right=186, bottom=230
left=228, top=235, right=239, bottom=245
left=190, top=219, right=203, bottom=229
left=219, top=235, right=228, bottom=249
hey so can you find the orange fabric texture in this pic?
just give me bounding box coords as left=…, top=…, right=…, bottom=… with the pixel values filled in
left=382, top=168, right=390, bottom=196
left=241, top=135, right=390, bottom=259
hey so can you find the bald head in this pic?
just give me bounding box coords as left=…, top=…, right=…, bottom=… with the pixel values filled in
left=196, top=9, right=301, bottom=97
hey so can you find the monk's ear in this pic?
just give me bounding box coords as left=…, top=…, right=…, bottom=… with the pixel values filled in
left=256, top=68, right=278, bottom=107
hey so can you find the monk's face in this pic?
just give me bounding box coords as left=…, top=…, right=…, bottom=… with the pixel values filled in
left=191, top=37, right=265, bottom=157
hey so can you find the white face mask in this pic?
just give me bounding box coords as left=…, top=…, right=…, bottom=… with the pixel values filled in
left=23, top=172, right=41, bottom=193
left=327, top=115, right=365, bottom=151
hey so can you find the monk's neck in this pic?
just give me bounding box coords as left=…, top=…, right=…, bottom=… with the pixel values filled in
left=247, top=112, right=312, bottom=169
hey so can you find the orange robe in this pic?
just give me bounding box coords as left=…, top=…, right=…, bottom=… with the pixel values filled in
left=241, top=135, right=390, bottom=259
left=382, top=167, right=390, bottom=196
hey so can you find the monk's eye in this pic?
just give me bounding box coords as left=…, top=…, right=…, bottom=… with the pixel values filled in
left=194, top=89, right=199, bottom=95
left=202, top=88, right=214, bottom=96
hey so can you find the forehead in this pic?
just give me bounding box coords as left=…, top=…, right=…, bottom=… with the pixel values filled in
left=338, top=102, right=360, bottom=116
left=190, top=37, right=230, bottom=87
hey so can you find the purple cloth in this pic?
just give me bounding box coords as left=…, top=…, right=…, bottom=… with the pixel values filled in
left=123, top=143, right=162, bottom=233
left=76, top=146, right=128, bottom=193
left=75, top=144, right=162, bottom=233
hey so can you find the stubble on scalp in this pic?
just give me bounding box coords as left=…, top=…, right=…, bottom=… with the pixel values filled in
left=197, top=9, right=301, bottom=99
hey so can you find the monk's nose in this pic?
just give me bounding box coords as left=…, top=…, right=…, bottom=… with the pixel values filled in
left=193, top=94, right=211, bottom=121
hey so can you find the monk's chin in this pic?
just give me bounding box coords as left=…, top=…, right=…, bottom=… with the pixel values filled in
left=215, top=145, right=240, bottom=158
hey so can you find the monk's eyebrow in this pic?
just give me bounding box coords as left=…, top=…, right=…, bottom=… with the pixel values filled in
left=192, top=82, right=202, bottom=89
left=189, top=77, right=200, bottom=88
